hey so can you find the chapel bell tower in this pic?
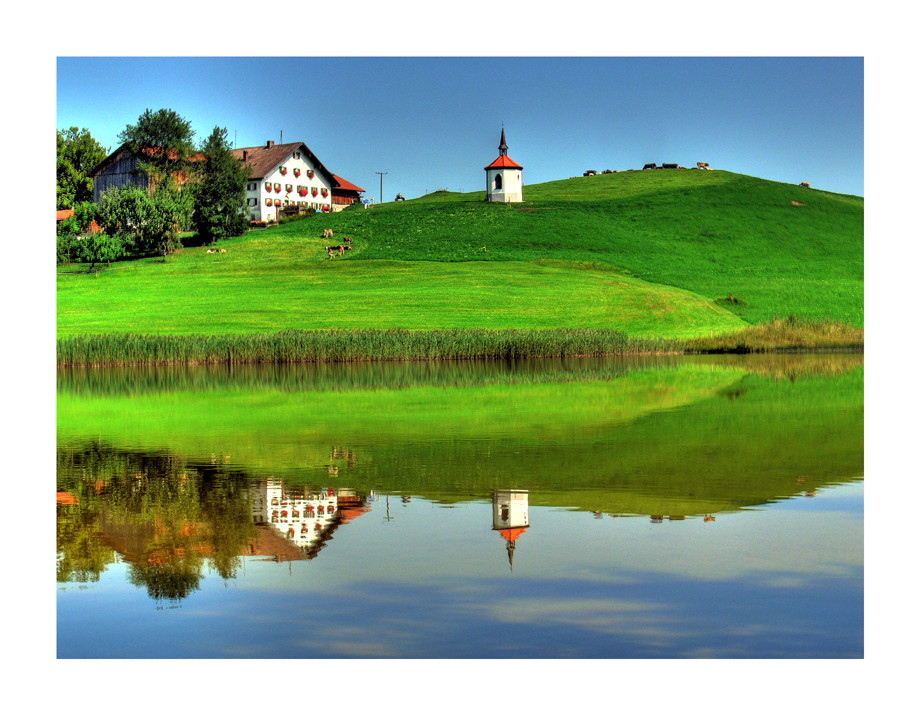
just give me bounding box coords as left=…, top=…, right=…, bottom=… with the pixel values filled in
left=484, top=128, right=524, bottom=203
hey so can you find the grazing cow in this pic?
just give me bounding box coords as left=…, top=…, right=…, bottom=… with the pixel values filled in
left=206, top=249, right=216, bottom=253
left=583, top=170, right=597, bottom=176
left=325, top=246, right=336, bottom=258
left=343, top=236, right=352, bottom=244
left=395, top=193, right=406, bottom=202
left=662, top=163, right=679, bottom=169
left=643, top=163, right=657, bottom=170
left=323, top=228, right=334, bottom=238
left=218, top=248, right=227, bottom=253
left=799, top=181, right=811, bottom=189
left=697, top=162, right=710, bottom=169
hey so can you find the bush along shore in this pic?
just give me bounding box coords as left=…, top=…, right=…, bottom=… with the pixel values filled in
left=57, top=319, right=862, bottom=367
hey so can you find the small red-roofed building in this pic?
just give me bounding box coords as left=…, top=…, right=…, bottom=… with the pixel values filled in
left=331, top=174, right=366, bottom=210
left=492, top=489, right=530, bottom=569
left=484, top=128, right=524, bottom=203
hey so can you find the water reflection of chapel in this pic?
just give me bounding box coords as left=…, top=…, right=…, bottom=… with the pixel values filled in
left=492, top=490, right=530, bottom=570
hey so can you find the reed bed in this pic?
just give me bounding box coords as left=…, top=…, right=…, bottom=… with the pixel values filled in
left=57, top=328, right=679, bottom=367
left=58, top=354, right=709, bottom=396
left=684, top=317, right=864, bottom=353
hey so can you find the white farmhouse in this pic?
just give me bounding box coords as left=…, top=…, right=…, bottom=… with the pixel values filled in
left=484, top=128, right=524, bottom=203
left=232, top=140, right=364, bottom=222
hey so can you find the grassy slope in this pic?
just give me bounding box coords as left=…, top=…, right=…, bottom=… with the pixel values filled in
left=57, top=169, right=862, bottom=339
left=332, top=170, right=863, bottom=325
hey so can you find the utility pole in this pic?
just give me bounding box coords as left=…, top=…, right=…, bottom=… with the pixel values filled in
left=376, top=171, right=388, bottom=205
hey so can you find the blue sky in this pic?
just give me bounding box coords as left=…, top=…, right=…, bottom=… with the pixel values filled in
left=56, top=56, right=863, bottom=200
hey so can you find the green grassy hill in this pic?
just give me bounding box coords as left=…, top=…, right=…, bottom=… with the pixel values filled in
left=57, top=169, right=863, bottom=345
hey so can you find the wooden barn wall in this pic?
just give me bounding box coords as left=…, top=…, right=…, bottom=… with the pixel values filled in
left=92, top=155, right=149, bottom=203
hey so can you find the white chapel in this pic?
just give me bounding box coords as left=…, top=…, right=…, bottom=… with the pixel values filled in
left=484, top=128, right=524, bottom=203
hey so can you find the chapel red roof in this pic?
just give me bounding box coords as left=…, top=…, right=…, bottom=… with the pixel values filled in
left=484, top=154, right=523, bottom=170
left=498, top=527, right=528, bottom=543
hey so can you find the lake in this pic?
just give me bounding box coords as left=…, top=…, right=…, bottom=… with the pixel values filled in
left=56, top=353, right=863, bottom=658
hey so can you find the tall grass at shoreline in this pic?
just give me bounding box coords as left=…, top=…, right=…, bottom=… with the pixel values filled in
left=57, top=318, right=862, bottom=367
left=57, top=328, right=674, bottom=367
left=683, top=316, right=864, bottom=353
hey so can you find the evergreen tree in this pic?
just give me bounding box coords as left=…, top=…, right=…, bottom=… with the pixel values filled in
left=192, top=126, right=251, bottom=243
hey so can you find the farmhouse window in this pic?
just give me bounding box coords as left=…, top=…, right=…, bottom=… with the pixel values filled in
left=248, top=182, right=258, bottom=191
left=293, top=152, right=300, bottom=159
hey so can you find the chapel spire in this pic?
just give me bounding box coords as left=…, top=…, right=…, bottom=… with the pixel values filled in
left=498, top=127, right=508, bottom=156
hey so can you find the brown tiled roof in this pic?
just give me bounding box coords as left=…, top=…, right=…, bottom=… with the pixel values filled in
left=232, top=141, right=337, bottom=185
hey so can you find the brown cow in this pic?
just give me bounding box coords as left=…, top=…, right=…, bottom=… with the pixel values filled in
left=323, top=228, right=334, bottom=238
left=799, top=181, right=811, bottom=188
left=343, top=236, right=352, bottom=244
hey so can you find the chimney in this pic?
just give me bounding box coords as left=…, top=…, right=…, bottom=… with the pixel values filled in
left=266, top=140, right=275, bottom=148
left=242, top=150, right=249, bottom=161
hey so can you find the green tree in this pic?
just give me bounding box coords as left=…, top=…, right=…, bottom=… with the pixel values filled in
left=98, top=185, right=189, bottom=258
left=57, top=201, right=101, bottom=265
left=57, top=127, right=108, bottom=210
left=118, top=108, right=196, bottom=189
left=192, top=126, right=251, bottom=243
left=76, top=231, right=125, bottom=271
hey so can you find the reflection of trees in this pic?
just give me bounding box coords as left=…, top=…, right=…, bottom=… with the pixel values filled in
left=56, top=501, right=117, bottom=583
left=57, top=441, right=256, bottom=601
left=128, top=559, right=203, bottom=602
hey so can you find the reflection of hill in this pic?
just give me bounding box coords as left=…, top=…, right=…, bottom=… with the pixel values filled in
left=57, top=355, right=862, bottom=518
left=57, top=363, right=747, bottom=478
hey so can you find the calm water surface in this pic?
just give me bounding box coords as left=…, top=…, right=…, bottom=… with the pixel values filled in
left=57, top=354, right=863, bottom=658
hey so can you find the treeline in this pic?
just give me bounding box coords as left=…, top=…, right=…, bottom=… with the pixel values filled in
left=57, top=109, right=251, bottom=268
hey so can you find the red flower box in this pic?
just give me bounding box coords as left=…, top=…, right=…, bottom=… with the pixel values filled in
left=274, top=200, right=281, bottom=206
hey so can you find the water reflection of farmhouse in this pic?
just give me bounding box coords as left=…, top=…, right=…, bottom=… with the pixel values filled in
left=248, top=480, right=370, bottom=562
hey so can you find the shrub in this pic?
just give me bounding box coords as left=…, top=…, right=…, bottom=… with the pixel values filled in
left=98, top=185, right=190, bottom=258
